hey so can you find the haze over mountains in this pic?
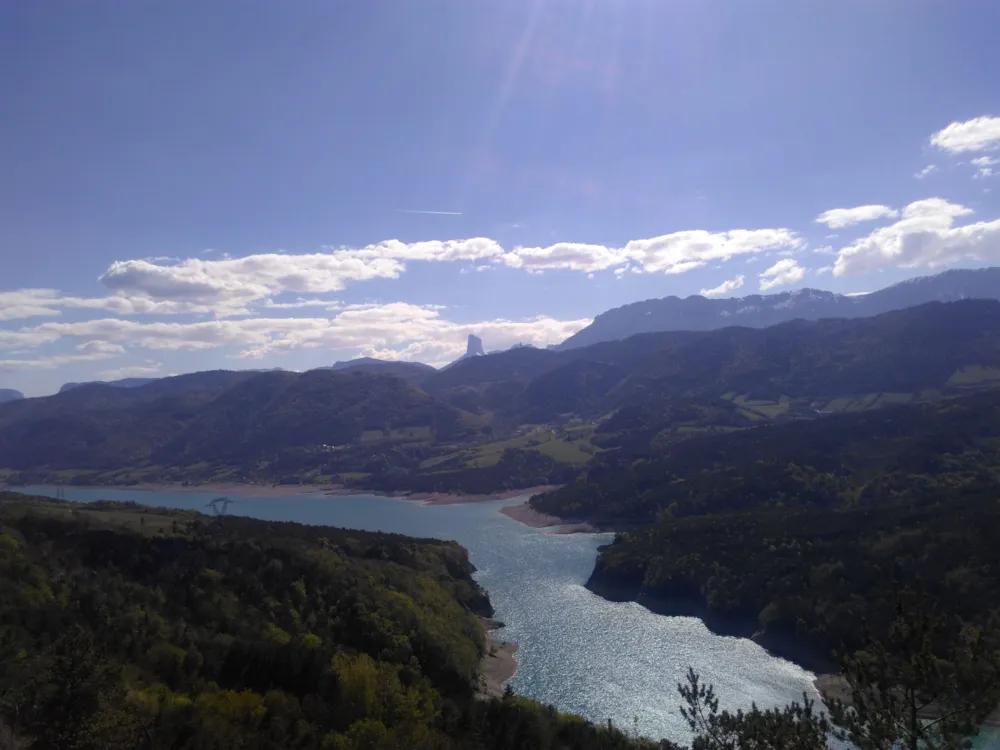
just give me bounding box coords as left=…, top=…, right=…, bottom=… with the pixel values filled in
left=5, top=267, right=1000, bottom=399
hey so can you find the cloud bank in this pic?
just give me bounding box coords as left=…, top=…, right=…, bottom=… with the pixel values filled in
left=930, top=116, right=1000, bottom=154
left=700, top=275, right=745, bottom=297
left=815, top=205, right=899, bottom=229
left=759, top=259, right=806, bottom=291
left=833, top=198, right=1000, bottom=276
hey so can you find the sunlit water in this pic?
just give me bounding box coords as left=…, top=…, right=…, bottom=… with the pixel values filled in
left=21, top=486, right=1000, bottom=748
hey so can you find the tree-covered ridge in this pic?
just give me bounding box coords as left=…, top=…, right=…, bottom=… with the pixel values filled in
left=531, top=386, right=1000, bottom=524
left=3, top=495, right=999, bottom=749
left=523, top=385, right=1000, bottom=675
left=587, top=485, right=1000, bottom=672
left=0, top=493, right=662, bottom=750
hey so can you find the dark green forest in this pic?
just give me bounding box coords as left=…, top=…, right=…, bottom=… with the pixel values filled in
left=0, top=492, right=667, bottom=750
left=526, top=385, right=1000, bottom=674
left=532, top=386, right=1000, bottom=524
left=588, top=486, right=1000, bottom=671
left=3, top=494, right=998, bottom=749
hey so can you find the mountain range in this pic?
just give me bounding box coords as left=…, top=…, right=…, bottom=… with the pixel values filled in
left=8, top=267, right=998, bottom=401
left=322, top=357, right=436, bottom=383
left=5, top=299, right=1000, bottom=493
left=59, top=377, right=159, bottom=394
left=556, top=266, right=1000, bottom=349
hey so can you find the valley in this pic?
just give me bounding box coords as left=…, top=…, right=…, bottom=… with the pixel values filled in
left=5, top=292, right=1000, bottom=748
left=7, top=9, right=1000, bottom=746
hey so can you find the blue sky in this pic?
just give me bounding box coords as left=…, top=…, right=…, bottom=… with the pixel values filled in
left=2, top=1, right=999, bottom=396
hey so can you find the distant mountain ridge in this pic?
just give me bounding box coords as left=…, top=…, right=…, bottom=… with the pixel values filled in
left=556, top=267, right=1000, bottom=350
left=59, top=377, right=159, bottom=393
left=0, top=389, right=23, bottom=404
left=322, top=357, right=436, bottom=384
left=5, top=300, right=1000, bottom=492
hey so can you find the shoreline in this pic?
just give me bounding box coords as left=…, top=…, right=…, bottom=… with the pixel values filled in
left=15, top=482, right=561, bottom=505
left=13, top=482, right=581, bottom=531
left=478, top=618, right=518, bottom=699
left=499, top=501, right=599, bottom=533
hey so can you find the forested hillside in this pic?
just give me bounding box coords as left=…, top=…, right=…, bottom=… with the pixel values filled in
left=0, top=493, right=663, bottom=750
left=525, top=386, right=1000, bottom=674
left=587, top=486, right=1000, bottom=671
left=532, top=386, right=1000, bottom=524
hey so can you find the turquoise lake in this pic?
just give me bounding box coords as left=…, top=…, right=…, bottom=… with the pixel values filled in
left=21, top=486, right=1000, bottom=749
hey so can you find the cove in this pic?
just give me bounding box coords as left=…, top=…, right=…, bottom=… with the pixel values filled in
left=20, top=486, right=999, bottom=749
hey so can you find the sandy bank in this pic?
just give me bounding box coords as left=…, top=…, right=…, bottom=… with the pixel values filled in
left=44, top=482, right=561, bottom=503
left=499, top=501, right=597, bottom=533
left=499, top=502, right=566, bottom=527
left=412, top=485, right=561, bottom=507
left=478, top=618, right=518, bottom=699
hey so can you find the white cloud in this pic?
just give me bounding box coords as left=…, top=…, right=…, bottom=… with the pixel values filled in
left=759, top=259, right=806, bottom=291
left=0, top=288, right=229, bottom=321
left=623, top=229, right=800, bottom=274
left=2, top=230, right=801, bottom=325
left=700, top=275, right=745, bottom=297
left=0, top=350, right=120, bottom=373
left=261, top=298, right=342, bottom=310
left=972, top=155, right=997, bottom=179
left=96, top=239, right=508, bottom=315
left=815, top=266, right=833, bottom=275
left=99, top=253, right=405, bottom=311
left=930, top=116, right=1000, bottom=154
left=914, top=165, right=938, bottom=180
left=488, top=229, right=801, bottom=276
left=501, top=242, right=627, bottom=273
left=10, top=303, right=590, bottom=364
left=833, top=197, right=1000, bottom=275
left=348, top=238, right=503, bottom=263
left=76, top=340, right=126, bottom=355
left=0, top=328, right=62, bottom=350
left=815, top=205, right=899, bottom=229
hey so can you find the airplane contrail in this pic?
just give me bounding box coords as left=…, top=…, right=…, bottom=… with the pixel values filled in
left=397, top=209, right=463, bottom=215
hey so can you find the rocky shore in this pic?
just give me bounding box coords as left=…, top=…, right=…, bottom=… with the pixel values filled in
left=478, top=618, right=519, bottom=698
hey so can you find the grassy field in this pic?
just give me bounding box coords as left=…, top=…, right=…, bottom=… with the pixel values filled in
left=948, top=365, right=1000, bottom=387
left=0, top=491, right=198, bottom=535
left=823, top=392, right=916, bottom=413
left=726, top=393, right=792, bottom=420
left=418, top=452, right=463, bottom=470
left=434, top=424, right=602, bottom=469
left=337, top=471, right=371, bottom=482
left=534, top=437, right=594, bottom=465
left=360, top=426, right=433, bottom=443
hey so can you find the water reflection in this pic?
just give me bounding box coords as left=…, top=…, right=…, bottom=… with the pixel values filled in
left=19, top=487, right=1000, bottom=748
